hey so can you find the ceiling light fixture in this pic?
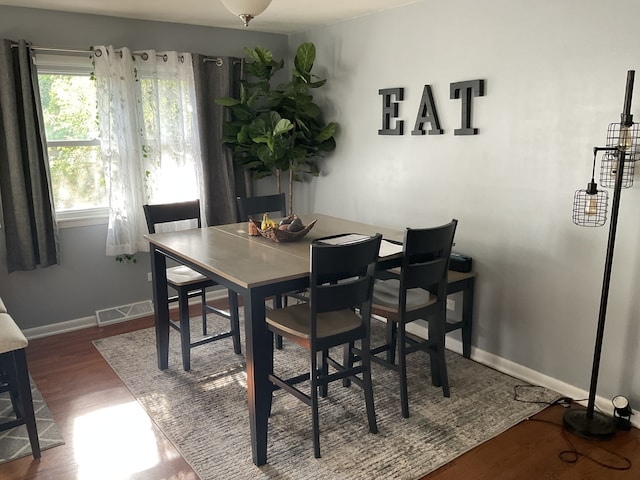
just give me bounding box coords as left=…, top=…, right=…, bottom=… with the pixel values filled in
left=221, top=0, right=272, bottom=27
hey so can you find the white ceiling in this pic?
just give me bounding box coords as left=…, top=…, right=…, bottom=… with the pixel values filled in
left=0, top=0, right=420, bottom=34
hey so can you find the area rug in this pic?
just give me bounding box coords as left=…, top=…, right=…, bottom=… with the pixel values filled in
left=0, top=379, right=65, bottom=463
left=93, top=316, right=558, bottom=480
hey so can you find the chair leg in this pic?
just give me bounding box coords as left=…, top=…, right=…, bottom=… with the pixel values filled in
left=386, top=320, right=397, bottom=364
left=14, top=349, right=40, bottom=459
left=310, top=351, right=321, bottom=458
left=429, top=316, right=450, bottom=397
left=342, top=341, right=354, bottom=387
left=178, top=290, right=192, bottom=371
left=200, top=288, right=208, bottom=336
left=228, top=291, right=242, bottom=355
left=398, top=322, right=410, bottom=418
left=268, top=330, right=275, bottom=417
left=461, top=282, right=473, bottom=359
left=320, top=349, right=328, bottom=398
left=360, top=334, right=378, bottom=434
left=428, top=319, right=441, bottom=388
left=274, top=295, right=284, bottom=350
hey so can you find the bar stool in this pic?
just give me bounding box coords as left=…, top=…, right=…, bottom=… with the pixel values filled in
left=0, top=312, right=41, bottom=459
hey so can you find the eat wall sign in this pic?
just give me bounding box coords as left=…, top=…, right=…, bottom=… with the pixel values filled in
left=378, top=79, right=485, bottom=136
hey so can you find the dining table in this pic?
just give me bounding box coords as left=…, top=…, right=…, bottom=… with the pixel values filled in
left=145, top=213, right=476, bottom=466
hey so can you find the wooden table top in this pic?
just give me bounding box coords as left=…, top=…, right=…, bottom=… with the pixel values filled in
left=145, top=213, right=404, bottom=289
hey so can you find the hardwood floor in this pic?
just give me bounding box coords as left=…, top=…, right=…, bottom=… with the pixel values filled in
left=1, top=302, right=639, bottom=479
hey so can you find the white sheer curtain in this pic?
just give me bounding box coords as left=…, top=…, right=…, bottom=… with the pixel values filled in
left=93, top=46, right=204, bottom=256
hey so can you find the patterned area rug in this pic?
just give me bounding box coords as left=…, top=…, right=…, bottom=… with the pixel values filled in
left=0, top=380, right=65, bottom=463
left=93, top=316, right=558, bottom=479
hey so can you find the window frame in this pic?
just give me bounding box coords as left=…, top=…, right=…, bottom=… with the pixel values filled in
left=35, top=53, right=109, bottom=228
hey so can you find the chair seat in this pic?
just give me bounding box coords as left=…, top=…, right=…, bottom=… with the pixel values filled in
left=0, top=313, right=28, bottom=354
left=372, top=279, right=436, bottom=315
left=167, top=265, right=211, bottom=287
left=267, top=303, right=363, bottom=339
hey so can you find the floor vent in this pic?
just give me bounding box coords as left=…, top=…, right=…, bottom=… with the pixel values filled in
left=95, top=300, right=154, bottom=326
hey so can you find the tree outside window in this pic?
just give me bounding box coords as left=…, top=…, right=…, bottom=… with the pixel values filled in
left=38, top=68, right=107, bottom=212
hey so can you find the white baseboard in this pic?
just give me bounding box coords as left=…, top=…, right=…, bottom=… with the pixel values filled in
left=24, top=315, right=98, bottom=340
left=23, top=288, right=229, bottom=340
left=405, top=319, right=640, bottom=429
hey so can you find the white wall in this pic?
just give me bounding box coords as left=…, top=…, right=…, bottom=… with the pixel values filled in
left=290, top=0, right=640, bottom=406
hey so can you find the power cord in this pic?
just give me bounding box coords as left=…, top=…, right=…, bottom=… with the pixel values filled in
left=513, top=384, right=632, bottom=471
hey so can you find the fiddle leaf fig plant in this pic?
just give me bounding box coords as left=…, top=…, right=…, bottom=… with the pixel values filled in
left=216, top=42, right=337, bottom=214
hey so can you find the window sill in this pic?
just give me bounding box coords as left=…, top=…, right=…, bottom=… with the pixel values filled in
left=56, top=208, right=109, bottom=229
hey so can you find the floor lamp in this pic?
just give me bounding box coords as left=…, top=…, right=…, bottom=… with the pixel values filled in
left=565, top=70, right=639, bottom=439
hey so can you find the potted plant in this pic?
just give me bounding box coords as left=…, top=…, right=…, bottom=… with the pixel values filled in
left=216, top=42, right=337, bottom=214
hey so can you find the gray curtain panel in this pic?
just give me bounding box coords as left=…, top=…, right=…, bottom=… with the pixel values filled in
left=0, top=39, right=59, bottom=273
left=192, top=54, right=246, bottom=225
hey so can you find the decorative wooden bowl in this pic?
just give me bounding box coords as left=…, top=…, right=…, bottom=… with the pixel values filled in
left=250, top=218, right=317, bottom=242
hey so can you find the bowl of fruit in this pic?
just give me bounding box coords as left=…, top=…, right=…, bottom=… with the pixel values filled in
left=251, top=213, right=317, bottom=242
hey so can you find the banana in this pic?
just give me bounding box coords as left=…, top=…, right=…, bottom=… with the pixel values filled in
left=261, top=213, right=277, bottom=230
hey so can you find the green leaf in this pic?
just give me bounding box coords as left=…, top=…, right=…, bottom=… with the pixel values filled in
left=309, top=79, right=327, bottom=89
left=315, top=123, right=337, bottom=143
left=251, top=46, right=273, bottom=65
left=294, top=43, right=316, bottom=82
left=215, top=97, right=239, bottom=106
left=273, top=118, right=293, bottom=136
left=237, top=125, right=250, bottom=144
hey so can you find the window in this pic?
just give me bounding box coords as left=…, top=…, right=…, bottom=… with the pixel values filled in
left=36, top=54, right=108, bottom=223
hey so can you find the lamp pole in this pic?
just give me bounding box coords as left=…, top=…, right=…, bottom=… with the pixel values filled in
left=563, top=70, right=635, bottom=438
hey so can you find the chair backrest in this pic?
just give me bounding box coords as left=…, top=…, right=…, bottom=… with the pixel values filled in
left=400, top=219, right=458, bottom=307
left=236, top=193, right=287, bottom=222
left=309, top=234, right=382, bottom=336
left=143, top=200, right=202, bottom=234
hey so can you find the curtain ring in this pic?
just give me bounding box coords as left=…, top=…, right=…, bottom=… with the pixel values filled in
left=179, top=55, right=184, bottom=63
left=94, top=49, right=102, bottom=57
left=216, top=58, right=223, bottom=67
left=163, top=54, right=168, bottom=62
left=141, top=52, right=149, bottom=61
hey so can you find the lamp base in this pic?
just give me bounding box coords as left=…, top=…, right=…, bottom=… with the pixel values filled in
left=563, top=408, right=616, bottom=439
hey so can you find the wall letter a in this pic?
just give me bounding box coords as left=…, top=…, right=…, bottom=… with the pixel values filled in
left=411, top=84, right=443, bottom=136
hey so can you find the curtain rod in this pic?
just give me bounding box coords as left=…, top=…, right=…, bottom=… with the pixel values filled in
left=10, top=43, right=224, bottom=65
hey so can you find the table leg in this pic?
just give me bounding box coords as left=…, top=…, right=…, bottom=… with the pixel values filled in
left=150, top=246, right=170, bottom=370
left=244, top=288, right=271, bottom=466
left=461, top=277, right=474, bottom=359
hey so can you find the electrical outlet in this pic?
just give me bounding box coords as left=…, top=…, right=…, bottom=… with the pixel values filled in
left=446, top=298, right=455, bottom=311
left=147, top=272, right=152, bottom=282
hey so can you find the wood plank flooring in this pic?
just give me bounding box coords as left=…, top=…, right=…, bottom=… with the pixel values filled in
left=1, top=302, right=639, bottom=479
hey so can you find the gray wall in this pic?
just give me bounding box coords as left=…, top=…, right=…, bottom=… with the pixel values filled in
left=290, top=0, right=640, bottom=408
left=0, top=5, right=288, bottom=329
left=2, top=1, right=639, bottom=412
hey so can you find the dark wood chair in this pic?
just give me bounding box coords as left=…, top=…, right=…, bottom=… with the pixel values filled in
left=0, top=310, right=40, bottom=459
left=143, top=200, right=241, bottom=371
left=236, top=193, right=287, bottom=223
left=368, top=219, right=458, bottom=418
left=265, top=233, right=382, bottom=458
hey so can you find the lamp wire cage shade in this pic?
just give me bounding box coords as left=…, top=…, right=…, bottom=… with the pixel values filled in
left=572, top=187, right=608, bottom=227
left=599, top=151, right=635, bottom=189
left=599, top=122, right=639, bottom=188
left=600, top=123, right=640, bottom=188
